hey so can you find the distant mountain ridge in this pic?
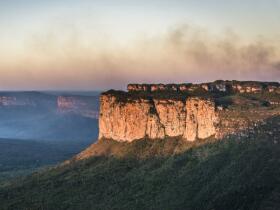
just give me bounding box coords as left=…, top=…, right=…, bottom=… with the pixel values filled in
left=0, top=91, right=100, bottom=181
left=0, top=91, right=100, bottom=119
left=0, top=91, right=100, bottom=142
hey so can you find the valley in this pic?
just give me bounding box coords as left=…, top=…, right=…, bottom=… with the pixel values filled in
left=0, top=138, right=90, bottom=182
left=0, top=91, right=100, bottom=181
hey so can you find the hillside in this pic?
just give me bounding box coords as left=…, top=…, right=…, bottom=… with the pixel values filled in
left=0, top=91, right=99, bottom=181
left=0, top=115, right=279, bottom=210
left=0, top=138, right=94, bottom=182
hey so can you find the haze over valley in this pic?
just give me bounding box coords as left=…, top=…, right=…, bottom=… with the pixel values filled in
left=0, top=91, right=99, bottom=180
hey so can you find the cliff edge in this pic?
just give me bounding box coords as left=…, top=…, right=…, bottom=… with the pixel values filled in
left=99, top=95, right=217, bottom=142
left=98, top=80, right=280, bottom=143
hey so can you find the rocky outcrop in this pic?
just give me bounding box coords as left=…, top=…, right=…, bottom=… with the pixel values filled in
left=153, top=99, right=186, bottom=137
left=98, top=95, right=164, bottom=142
left=184, top=98, right=217, bottom=141
left=267, top=85, right=280, bottom=93
left=100, top=80, right=280, bottom=143
left=127, top=81, right=280, bottom=94
left=98, top=93, right=218, bottom=142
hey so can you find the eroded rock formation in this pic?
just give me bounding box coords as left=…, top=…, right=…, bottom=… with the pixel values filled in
left=99, top=80, right=280, bottom=143
left=127, top=81, right=280, bottom=94
left=153, top=99, right=186, bottom=137
left=99, top=94, right=218, bottom=142
left=184, top=98, right=217, bottom=141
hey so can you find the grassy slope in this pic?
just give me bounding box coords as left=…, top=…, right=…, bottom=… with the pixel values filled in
left=0, top=116, right=279, bottom=210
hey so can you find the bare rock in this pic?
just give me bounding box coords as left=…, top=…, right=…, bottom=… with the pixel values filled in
left=184, top=98, right=218, bottom=141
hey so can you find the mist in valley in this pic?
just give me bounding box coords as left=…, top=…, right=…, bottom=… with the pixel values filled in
left=0, top=91, right=100, bottom=180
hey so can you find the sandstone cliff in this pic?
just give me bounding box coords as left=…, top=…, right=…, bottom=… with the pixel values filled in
left=99, top=80, right=280, bottom=143
left=99, top=94, right=218, bottom=142
left=127, top=81, right=280, bottom=94
left=184, top=98, right=217, bottom=141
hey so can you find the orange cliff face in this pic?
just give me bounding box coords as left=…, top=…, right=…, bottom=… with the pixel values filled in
left=98, top=93, right=218, bottom=142
left=127, top=81, right=280, bottom=94
left=98, top=80, right=280, bottom=143
left=184, top=98, right=217, bottom=141
left=72, top=80, right=280, bottom=161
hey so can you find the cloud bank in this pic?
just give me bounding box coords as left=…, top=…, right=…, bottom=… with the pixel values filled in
left=0, top=24, right=280, bottom=90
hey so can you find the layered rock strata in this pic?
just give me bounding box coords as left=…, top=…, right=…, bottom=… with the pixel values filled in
left=98, top=94, right=218, bottom=142
left=99, top=80, right=280, bottom=143
left=184, top=98, right=217, bottom=141
left=127, top=81, right=280, bottom=94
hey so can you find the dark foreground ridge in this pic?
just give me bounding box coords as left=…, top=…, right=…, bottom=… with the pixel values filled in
left=0, top=116, right=280, bottom=210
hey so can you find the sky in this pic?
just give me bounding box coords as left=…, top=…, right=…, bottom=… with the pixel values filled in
left=0, top=0, right=280, bottom=90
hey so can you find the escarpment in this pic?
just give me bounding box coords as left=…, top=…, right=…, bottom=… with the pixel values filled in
left=153, top=99, right=186, bottom=137
left=99, top=80, right=280, bottom=143
left=98, top=95, right=161, bottom=141
left=127, top=80, right=280, bottom=94
left=99, top=94, right=218, bottom=142
left=184, top=98, right=217, bottom=141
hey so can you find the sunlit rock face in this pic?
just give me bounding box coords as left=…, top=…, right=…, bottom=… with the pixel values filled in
left=127, top=81, right=280, bottom=94
left=98, top=94, right=218, bottom=142
left=146, top=113, right=165, bottom=139
left=267, top=85, right=280, bottom=93
left=98, top=95, right=162, bottom=142
left=127, top=84, right=150, bottom=92
left=99, top=80, right=280, bottom=143
left=184, top=98, right=218, bottom=141
left=153, top=99, right=186, bottom=137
